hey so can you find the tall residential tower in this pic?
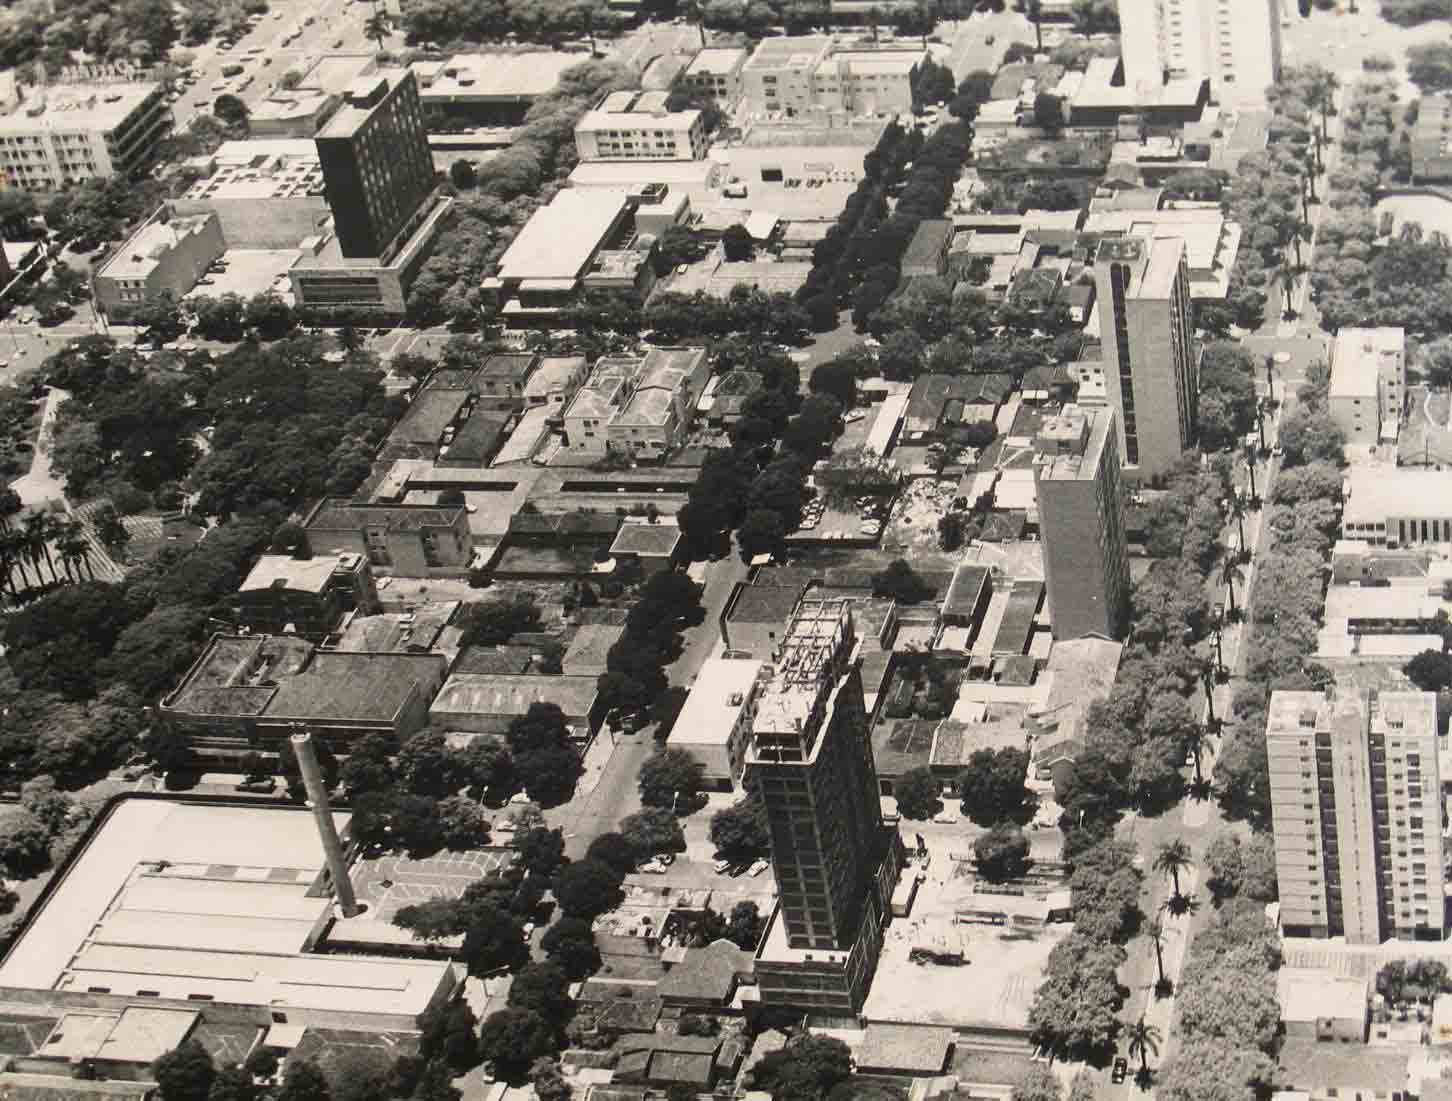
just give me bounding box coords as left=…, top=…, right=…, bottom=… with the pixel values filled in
left=1093, top=235, right=1197, bottom=481
left=1034, top=405, right=1131, bottom=641
left=1267, top=685, right=1445, bottom=944
left=1115, top=0, right=1282, bottom=107
left=747, top=596, right=902, bottom=1017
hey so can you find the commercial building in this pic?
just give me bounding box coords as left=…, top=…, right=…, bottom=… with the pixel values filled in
left=176, top=140, right=331, bottom=248
left=248, top=90, right=341, bottom=138
left=302, top=499, right=473, bottom=574
left=1267, top=685, right=1445, bottom=943
left=0, top=79, right=171, bottom=190
left=574, top=90, right=708, bottom=162
left=900, top=219, right=953, bottom=279
left=411, top=52, right=583, bottom=125
left=160, top=635, right=447, bottom=759
left=476, top=353, right=538, bottom=412
left=1117, top=0, right=1281, bottom=107
left=1278, top=968, right=1369, bottom=1043
left=0, top=798, right=457, bottom=1053
left=315, top=72, right=435, bottom=260
left=225, top=552, right=378, bottom=642
left=1081, top=207, right=1242, bottom=299
left=1034, top=406, right=1130, bottom=641
left=748, top=596, right=903, bottom=1017
left=609, top=522, right=683, bottom=575
left=1329, top=327, right=1404, bottom=447
left=683, top=47, right=749, bottom=106
left=562, top=354, right=645, bottom=458
left=428, top=673, right=599, bottom=738
left=94, top=205, right=225, bottom=314
left=739, top=37, right=926, bottom=117
left=1341, top=467, right=1452, bottom=548
left=1093, top=234, right=1197, bottom=479
left=667, top=657, right=764, bottom=789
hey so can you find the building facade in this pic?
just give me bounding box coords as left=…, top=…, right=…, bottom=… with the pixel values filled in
left=1116, top=0, right=1281, bottom=107
left=683, top=47, right=749, bottom=106
left=667, top=656, right=763, bottom=788
left=94, top=206, right=225, bottom=313
left=739, top=37, right=925, bottom=116
left=302, top=499, right=473, bottom=574
left=1034, top=406, right=1131, bottom=641
left=226, top=552, right=378, bottom=641
left=574, top=90, right=708, bottom=161
left=1093, top=234, right=1197, bottom=480
left=1267, top=686, right=1445, bottom=944
left=314, top=71, right=436, bottom=260
left=0, top=80, right=171, bottom=190
left=1340, top=467, right=1452, bottom=547
left=1330, top=326, right=1404, bottom=447
left=747, top=597, right=902, bottom=1016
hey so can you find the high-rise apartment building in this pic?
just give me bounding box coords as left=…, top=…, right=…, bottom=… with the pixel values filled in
left=747, top=596, right=902, bottom=1016
left=1034, top=405, right=1130, bottom=641
left=314, top=71, right=436, bottom=260
left=1093, top=235, right=1197, bottom=481
left=1267, top=686, right=1445, bottom=944
left=1116, top=0, right=1281, bottom=106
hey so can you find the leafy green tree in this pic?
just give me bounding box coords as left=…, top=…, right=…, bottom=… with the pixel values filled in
left=710, top=795, right=768, bottom=861
left=752, top=1035, right=852, bottom=1100
left=508, top=961, right=573, bottom=1024
left=958, top=747, right=1032, bottom=826
left=1027, top=933, right=1127, bottom=1056
left=553, top=858, right=624, bottom=919
left=974, top=824, right=1030, bottom=882
left=721, top=224, right=755, bottom=262
left=892, top=765, right=942, bottom=820
left=477, top=1009, right=555, bottom=1077
left=637, top=747, right=705, bottom=810
left=872, top=559, right=933, bottom=603
left=461, top=903, right=530, bottom=976
left=1012, top=1064, right=1061, bottom=1101
left=153, top=1041, right=217, bottom=1101
left=541, top=916, right=601, bottom=979
left=620, top=806, right=685, bottom=857
left=584, top=832, right=637, bottom=876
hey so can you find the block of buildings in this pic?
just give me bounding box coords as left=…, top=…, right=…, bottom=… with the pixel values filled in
left=225, top=552, right=377, bottom=641
left=719, top=579, right=806, bottom=657
left=0, top=79, right=171, bottom=190
left=1278, top=968, right=1369, bottom=1043
left=604, top=346, right=710, bottom=460
left=0, top=798, right=457, bottom=1058
left=1413, top=94, right=1452, bottom=184
left=94, top=205, right=225, bottom=313
left=303, top=500, right=473, bottom=574
left=176, top=139, right=330, bottom=248
left=740, top=37, right=927, bottom=116
left=483, top=189, right=661, bottom=320
left=667, top=657, right=764, bottom=789
left=903, top=374, right=1012, bottom=438
left=562, top=623, right=626, bottom=678
left=1093, top=234, right=1197, bottom=479
left=683, top=47, right=748, bottom=106
left=575, top=90, right=708, bottom=162
left=748, top=596, right=904, bottom=1015
left=248, top=89, right=341, bottom=138
left=476, top=352, right=538, bottom=412
left=1117, top=0, right=1280, bottom=107
left=1081, top=207, right=1241, bottom=299
left=412, top=52, right=584, bottom=125
left=563, top=354, right=646, bottom=458
left=1034, top=405, right=1130, bottom=641
left=1341, top=467, right=1452, bottom=547
left=428, top=673, right=599, bottom=738
left=1267, top=685, right=1444, bottom=943
left=290, top=71, right=450, bottom=315
left=160, top=635, right=447, bottom=759
left=1329, top=326, right=1404, bottom=447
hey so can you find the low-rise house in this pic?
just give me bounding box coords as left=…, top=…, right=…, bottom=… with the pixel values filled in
left=1279, top=968, right=1369, bottom=1044
left=854, top=1024, right=955, bottom=1076
left=225, top=552, right=378, bottom=642
left=1273, top=1040, right=1408, bottom=1101
left=160, top=634, right=446, bottom=760
left=666, top=657, right=763, bottom=789
left=475, top=353, right=538, bottom=413
left=604, top=347, right=710, bottom=461
left=904, top=374, right=1013, bottom=438
left=523, top=354, right=588, bottom=419
left=609, top=522, right=682, bottom=574
left=657, top=939, right=755, bottom=1008
left=562, top=623, right=626, bottom=677
left=427, top=673, right=600, bottom=739
left=381, top=388, right=473, bottom=461
left=562, top=355, right=645, bottom=458
left=439, top=408, right=512, bottom=467
left=612, top=1033, right=721, bottom=1090
left=304, top=500, right=473, bottom=574
left=900, top=219, right=954, bottom=279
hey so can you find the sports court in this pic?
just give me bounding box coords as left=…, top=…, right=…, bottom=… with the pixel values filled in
left=352, top=849, right=514, bottom=919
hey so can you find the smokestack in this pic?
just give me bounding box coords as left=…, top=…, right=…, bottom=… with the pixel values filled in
left=291, top=728, right=360, bottom=917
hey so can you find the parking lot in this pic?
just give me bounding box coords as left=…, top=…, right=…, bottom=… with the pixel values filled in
left=183, top=250, right=300, bottom=304
left=352, top=849, right=512, bottom=919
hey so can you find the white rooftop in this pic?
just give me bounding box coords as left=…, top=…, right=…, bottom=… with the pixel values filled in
left=494, top=189, right=631, bottom=284
left=669, top=657, right=763, bottom=747
left=1331, top=326, right=1404, bottom=401
left=685, top=47, right=748, bottom=76
left=1278, top=968, right=1368, bottom=1025
left=416, top=52, right=580, bottom=100
left=1343, top=466, right=1449, bottom=525
left=0, top=81, right=158, bottom=133
left=100, top=213, right=217, bottom=280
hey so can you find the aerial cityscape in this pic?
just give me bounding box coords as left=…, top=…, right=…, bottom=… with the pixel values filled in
left=0, top=0, right=1449, bottom=1097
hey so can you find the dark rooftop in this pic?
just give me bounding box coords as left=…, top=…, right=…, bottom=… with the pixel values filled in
left=1276, top=1039, right=1407, bottom=1094
left=445, top=408, right=511, bottom=464
left=856, top=1024, right=954, bottom=1074
left=656, top=939, right=754, bottom=1004
left=266, top=650, right=446, bottom=723
left=425, top=368, right=480, bottom=391
left=993, top=580, right=1044, bottom=656
left=727, top=582, right=803, bottom=625
left=942, top=563, right=991, bottom=618
left=478, top=353, right=537, bottom=384
left=387, top=388, right=470, bottom=446
left=901, top=219, right=953, bottom=269
left=305, top=499, right=465, bottom=534
left=610, top=522, right=682, bottom=557
left=872, top=719, right=938, bottom=778
left=452, top=644, right=538, bottom=675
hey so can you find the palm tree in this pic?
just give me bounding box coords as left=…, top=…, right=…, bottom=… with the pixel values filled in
left=1244, top=441, right=1260, bottom=504
left=23, top=511, right=58, bottom=583
left=1126, top=1018, right=1162, bottom=1077
left=1185, top=723, right=1207, bottom=786
left=1144, top=915, right=1167, bottom=988
left=1154, top=838, right=1192, bottom=900
left=1222, top=555, right=1244, bottom=620
left=0, top=487, right=20, bottom=531
left=1026, top=0, right=1044, bottom=51
left=57, top=519, right=88, bottom=583
left=1228, top=492, right=1247, bottom=556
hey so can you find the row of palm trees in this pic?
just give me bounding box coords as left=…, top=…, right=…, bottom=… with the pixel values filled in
left=1120, top=840, right=1197, bottom=1084
left=0, top=509, right=94, bottom=599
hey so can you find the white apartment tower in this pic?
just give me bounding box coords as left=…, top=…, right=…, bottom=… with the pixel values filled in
left=1267, top=686, right=1445, bottom=944
left=1092, top=235, right=1197, bottom=480
left=1116, top=0, right=1282, bottom=106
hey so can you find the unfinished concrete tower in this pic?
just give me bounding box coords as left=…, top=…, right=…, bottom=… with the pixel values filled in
left=290, top=728, right=360, bottom=917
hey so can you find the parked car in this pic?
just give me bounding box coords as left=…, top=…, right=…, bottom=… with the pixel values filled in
left=655, top=853, right=675, bottom=866
left=713, top=858, right=733, bottom=873
left=637, top=859, right=667, bottom=875
left=1112, top=1058, right=1128, bottom=1084
left=236, top=777, right=276, bottom=793
left=748, top=858, right=769, bottom=877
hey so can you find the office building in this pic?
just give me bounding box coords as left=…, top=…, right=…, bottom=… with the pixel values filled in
left=94, top=205, right=224, bottom=313
left=748, top=597, right=903, bottom=1016
left=1413, top=94, right=1452, bottom=184
left=574, top=90, right=708, bottom=162
left=1117, top=0, right=1281, bottom=107
left=667, top=656, right=764, bottom=789
left=0, top=79, right=171, bottom=190
left=315, top=71, right=435, bottom=260
left=411, top=52, right=582, bottom=125
left=1267, top=685, right=1445, bottom=944
left=739, top=36, right=927, bottom=116
left=226, top=552, right=378, bottom=642
left=1341, top=467, right=1452, bottom=547
left=302, top=499, right=473, bottom=574
left=683, top=47, right=749, bottom=106
left=1093, top=234, right=1197, bottom=480
left=1034, top=405, right=1131, bottom=641
left=1330, top=326, right=1404, bottom=447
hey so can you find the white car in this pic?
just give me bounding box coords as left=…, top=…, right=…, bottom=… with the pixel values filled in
left=747, top=858, right=769, bottom=877
left=713, top=858, right=733, bottom=873
left=637, top=859, right=667, bottom=875
left=522, top=922, right=536, bottom=940
left=844, top=409, right=867, bottom=423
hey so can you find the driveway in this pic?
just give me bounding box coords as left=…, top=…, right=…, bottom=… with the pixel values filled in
left=10, top=386, right=68, bottom=507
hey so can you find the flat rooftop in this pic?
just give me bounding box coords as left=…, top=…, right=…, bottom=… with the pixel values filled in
left=1331, top=327, right=1404, bottom=401
left=685, top=47, right=747, bottom=76
left=239, top=553, right=353, bottom=595
left=0, top=82, right=158, bottom=132
left=1035, top=404, right=1112, bottom=482
left=1343, top=466, right=1452, bottom=525
left=101, top=214, right=216, bottom=280
left=494, top=189, right=631, bottom=284
left=316, top=70, right=412, bottom=138
left=668, top=658, right=763, bottom=749
left=185, top=141, right=326, bottom=200
left=417, top=52, right=579, bottom=100
left=429, top=673, right=599, bottom=719
left=0, top=800, right=447, bottom=1020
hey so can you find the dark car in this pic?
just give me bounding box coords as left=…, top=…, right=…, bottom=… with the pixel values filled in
left=1112, top=1058, right=1128, bottom=1084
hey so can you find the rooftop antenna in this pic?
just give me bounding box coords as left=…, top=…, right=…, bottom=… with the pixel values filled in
left=291, top=726, right=360, bottom=917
